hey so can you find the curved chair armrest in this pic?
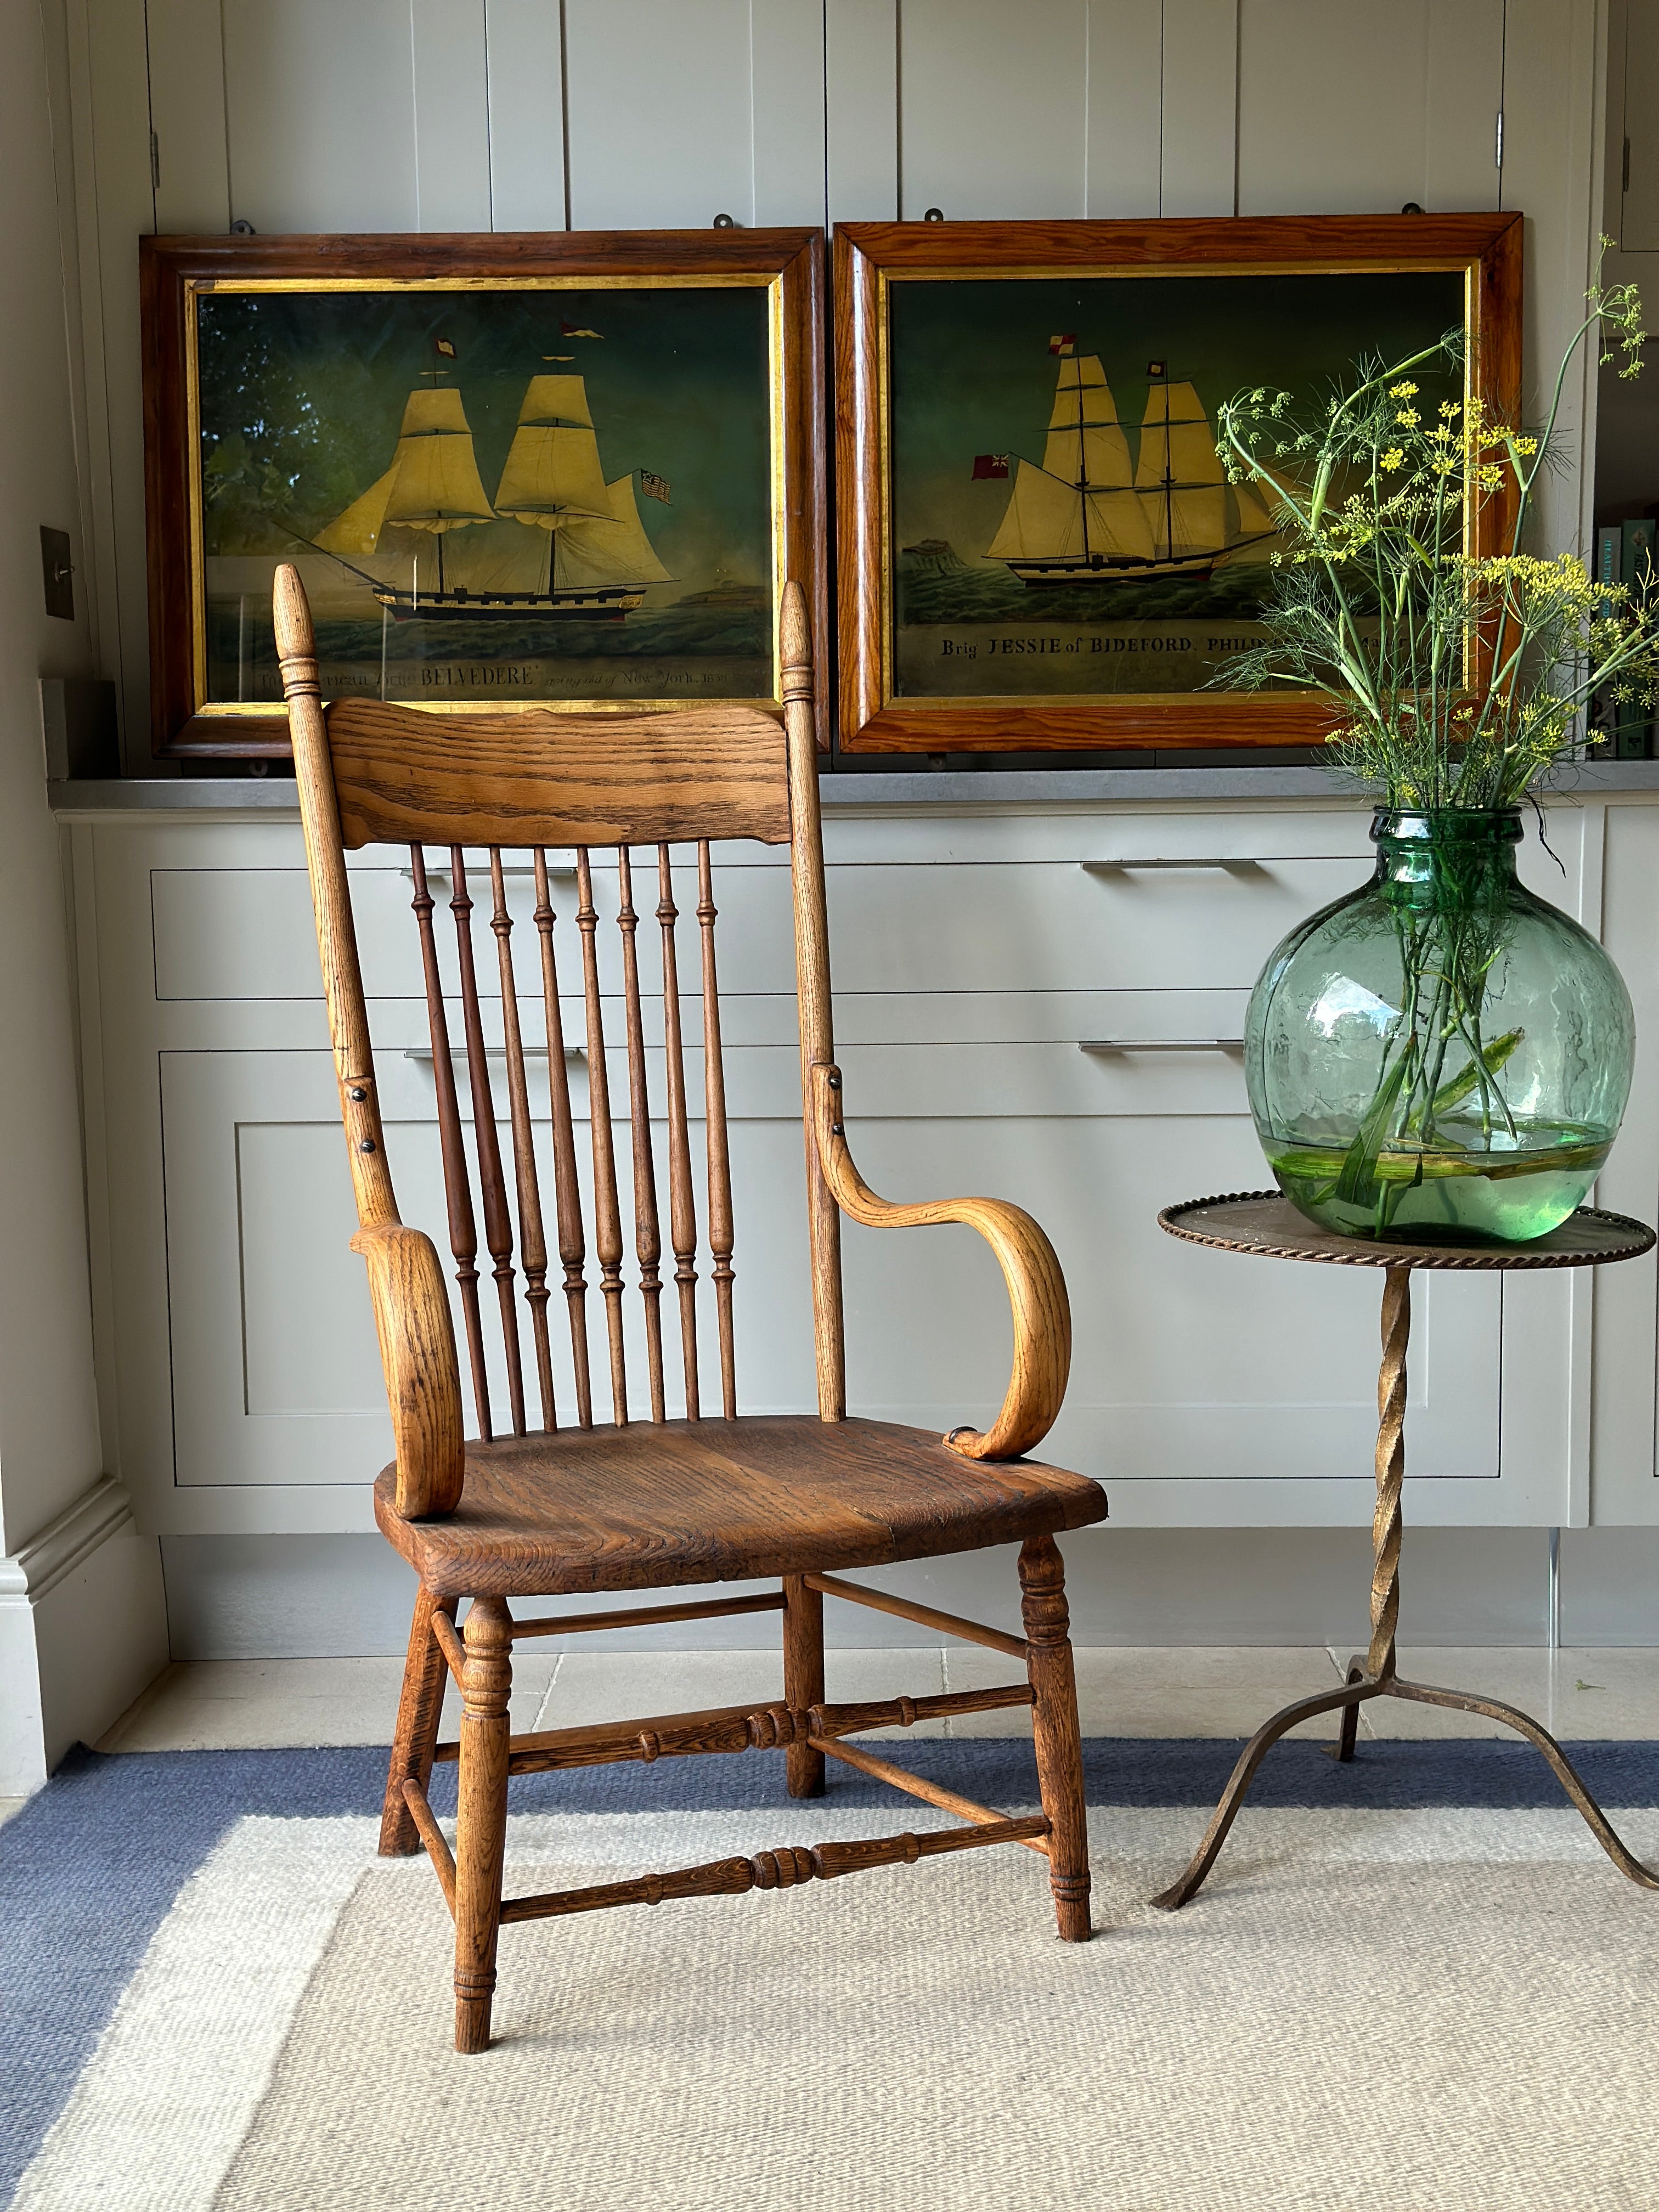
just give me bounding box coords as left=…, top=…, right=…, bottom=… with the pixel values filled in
left=810, top=1063, right=1071, bottom=1461
left=350, top=1224, right=466, bottom=1518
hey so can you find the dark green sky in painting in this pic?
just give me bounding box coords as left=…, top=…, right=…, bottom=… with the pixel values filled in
left=196, top=285, right=773, bottom=600
left=890, top=269, right=1466, bottom=568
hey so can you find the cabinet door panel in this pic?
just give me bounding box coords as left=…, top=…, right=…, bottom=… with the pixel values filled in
left=1589, top=805, right=1659, bottom=1522
left=221, top=0, right=420, bottom=233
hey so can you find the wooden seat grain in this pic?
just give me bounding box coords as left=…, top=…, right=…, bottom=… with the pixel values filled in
left=275, top=562, right=1103, bottom=2055
left=375, top=1416, right=1105, bottom=1597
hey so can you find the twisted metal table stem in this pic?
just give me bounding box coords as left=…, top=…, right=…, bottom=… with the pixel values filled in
left=1367, top=1265, right=1408, bottom=1680
left=1153, top=1259, right=1659, bottom=1913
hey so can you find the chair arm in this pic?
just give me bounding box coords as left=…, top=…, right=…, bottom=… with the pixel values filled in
left=349, top=1224, right=466, bottom=1518
left=809, top=1063, right=1071, bottom=1461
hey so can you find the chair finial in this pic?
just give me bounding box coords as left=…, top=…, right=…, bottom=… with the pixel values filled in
left=780, top=579, right=812, bottom=705
left=273, top=562, right=320, bottom=701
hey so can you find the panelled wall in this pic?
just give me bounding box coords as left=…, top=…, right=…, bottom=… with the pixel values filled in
left=69, top=0, right=1602, bottom=764
left=52, top=1, right=1652, bottom=1661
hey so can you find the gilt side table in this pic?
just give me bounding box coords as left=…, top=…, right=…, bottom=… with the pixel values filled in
left=1152, top=1190, right=1659, bottom=1912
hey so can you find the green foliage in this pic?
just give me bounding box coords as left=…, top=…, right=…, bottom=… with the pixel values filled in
left=1210, top=244, right=1659, bottom=807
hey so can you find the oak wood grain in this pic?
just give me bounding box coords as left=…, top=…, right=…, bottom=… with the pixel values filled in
left=696, top=840, right=737, bottom=1418
left=577, top=849, right=628, bottom=1424
left=349, top=1225, right=465, bottom=1520
left=491, top=849, right=555, bottom=1429
left=833, top=215, right=1523, bottom=753
left=373, top=1414, right=1104, bottom=1598
left=814, top=1735, right=1048, bottom=1852
left=325, top=699, right=791, bottom=850
left=617, top=848, right=666, bottom=1420
left=379, top=1587, right=458, bottom=1856
left=810, top=1063, right=1071, bottom=1460
left=1020, top=1534, right=1091, bottom=1940
left=450, top=849, right=527, bottom=1436
left=658, top=845, right=701, bottom=1419
left=784, top=582, right=845, bottom=1424
left=782, top=1573, right=825, bottom=1798
left=804, top=1568, right=1030, bottom=1661
left=400, top=1777, right=458, bottom=1914
left=430, top=1680, right=1043, bottom=1774
left=495, top=1814, right=1048, bottom=1923
left=532, top=847, right=592, bottom=1427
left=409, top=844, right=490, bottom=1438
left=453, top=1595, right=512, bottom=2052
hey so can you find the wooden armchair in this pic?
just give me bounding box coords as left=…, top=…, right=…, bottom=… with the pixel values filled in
left=274, top=565, right=1106, bottom=2053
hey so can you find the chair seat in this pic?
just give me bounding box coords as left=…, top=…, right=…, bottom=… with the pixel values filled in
left=373, top=1415, right=1107, bottom=1599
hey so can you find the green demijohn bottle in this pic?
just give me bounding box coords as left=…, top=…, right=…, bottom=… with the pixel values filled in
left=1245, top=809, right=1635, bottom=1243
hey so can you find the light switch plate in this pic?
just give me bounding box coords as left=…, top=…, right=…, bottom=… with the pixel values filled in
left=40, top=527, right=73, bottom=621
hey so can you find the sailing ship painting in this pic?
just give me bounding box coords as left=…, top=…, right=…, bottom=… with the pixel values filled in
left=986, top=354, right=1278, bottom=584
left=192, top=281, right=776, bottom=707
left=312, top=373, right=672, bottom=622
left=885, top=267, right=1465, bottom=702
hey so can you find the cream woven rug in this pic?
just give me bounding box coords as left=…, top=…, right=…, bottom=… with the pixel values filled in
left=14, top=1800, right=1659, bottom=2212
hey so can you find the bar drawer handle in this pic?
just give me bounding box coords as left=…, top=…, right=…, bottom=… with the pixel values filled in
left=1077, top=1039, right=1244, bottom=1053
left=404, top=1045, right=585, bottom=1063
left=1080, top=856, right=1265, bottom=873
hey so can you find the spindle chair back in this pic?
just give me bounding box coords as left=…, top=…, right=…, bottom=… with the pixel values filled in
left=276, top=564, right=1106, bottom=2053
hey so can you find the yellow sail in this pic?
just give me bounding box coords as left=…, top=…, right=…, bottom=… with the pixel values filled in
left=554, top=475, right=672, bottom=589
left=314, top=463, right=400, bottom=556
left=1136, top=380, right=1227, bottom=558
left=494, top=376, right=611, bottom=523
left=987, top=461, right=1084, bottom=561
left=986, top=459, right=1155, bottom=563
left=1042, top=356, right=1137, bottom=494
left=377, top=387, right=495, bottom=534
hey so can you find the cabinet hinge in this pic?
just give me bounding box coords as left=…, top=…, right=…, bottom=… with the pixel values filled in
left=1494, top=109, right=1504, bottom=171
left=149, top=131, right=160, bottom=192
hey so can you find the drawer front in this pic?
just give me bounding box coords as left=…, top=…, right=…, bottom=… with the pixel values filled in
left=149, top=844, right=1374, bottom=1005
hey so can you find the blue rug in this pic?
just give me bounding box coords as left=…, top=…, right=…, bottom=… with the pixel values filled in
left=5, top=1736, right=1658, bottom=2209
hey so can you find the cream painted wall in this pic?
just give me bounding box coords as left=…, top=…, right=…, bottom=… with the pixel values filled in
left=0, top=0, right=165, bottom=1790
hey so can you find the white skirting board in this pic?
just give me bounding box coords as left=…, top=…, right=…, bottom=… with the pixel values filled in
left=156, top=1524, right=1659, bottom=1661
left=0, top=1476, right=169, bottom=1792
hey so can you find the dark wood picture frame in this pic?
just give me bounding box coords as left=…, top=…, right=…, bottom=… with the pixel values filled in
left=140, top=229, right=827, bottom=760
left=834, top=213, right=1522, bottom=754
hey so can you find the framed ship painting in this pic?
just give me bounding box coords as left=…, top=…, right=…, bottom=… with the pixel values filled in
left=140, top=229, right=825, bottom=759
left=835, top=214, right=1521, bottom=753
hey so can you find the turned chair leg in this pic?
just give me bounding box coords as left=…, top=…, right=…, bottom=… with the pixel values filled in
left=782, top=1574, right=826, bottom=1797
left=453, top=1596, right=513, bottom=2053
left=1019, top=1534, right=1092, bottom=1942
left=380, top=1587, right=459, bottom=1857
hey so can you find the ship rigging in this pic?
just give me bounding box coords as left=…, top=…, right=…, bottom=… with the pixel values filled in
left=986, top=355, right=1277, bottom=584
left=311, top=373, right=670, bottom=621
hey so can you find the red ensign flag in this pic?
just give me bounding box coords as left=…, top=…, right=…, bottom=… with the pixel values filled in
left=971, top=453, right=1011, bottom=479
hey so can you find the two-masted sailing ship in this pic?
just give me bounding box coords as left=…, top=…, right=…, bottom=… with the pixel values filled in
left=986, top=355, right=1277, bottom=583
left=312, top=375, right=669, bottom=620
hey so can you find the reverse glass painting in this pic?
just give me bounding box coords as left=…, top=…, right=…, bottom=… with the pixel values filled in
left=887, top=269, right=1465, bottom=703
left=194, top=284, right=775, bottom=711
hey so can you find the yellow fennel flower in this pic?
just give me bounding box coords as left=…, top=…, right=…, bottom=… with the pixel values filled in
left=1380, top=447, right=1405, bottom=470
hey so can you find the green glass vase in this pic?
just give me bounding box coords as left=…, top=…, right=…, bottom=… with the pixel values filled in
left=1245, top=809, right=1635, bottom=1243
